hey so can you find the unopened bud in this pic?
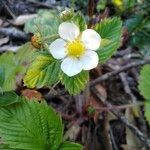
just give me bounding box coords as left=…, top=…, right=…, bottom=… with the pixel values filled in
left=59, top=8, right=74, bottom=21
left=31, top=33, right=43, bottom=49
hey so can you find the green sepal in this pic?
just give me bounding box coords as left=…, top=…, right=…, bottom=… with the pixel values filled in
left=72, top=12, right=87, bottom=31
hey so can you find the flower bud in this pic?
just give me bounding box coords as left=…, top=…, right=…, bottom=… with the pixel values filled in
left=31, top=33, right=43, bottom=49
left=59, top=8, right=74, bottom=21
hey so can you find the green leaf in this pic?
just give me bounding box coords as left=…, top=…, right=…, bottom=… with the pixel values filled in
left=0, top=98, right=63, bottom=150
left=61, top=71, right=89, bottom=95
left=0, top=92, right=20, bottom=107
left=112, top=0, right=136, bottom=12
left=24, top=9, right=60, bottom=38
left=59, top=142, right=82, bottom=150
left=0, top=143, right=11, bottom=149
left=0, top=67, right=5, bottom=87
left=123, top=0, right=136, bottom=11
left=124, top=15, right=143, bottom=33
left=94, top=17, right=122, bottom=63
left=24, top=52, right=61, bottom=88
left=0, top=52, right=22, bottom=92
left=125, top=15, right=150, bottom=58
left=138, top=65, right=150, bottom=100
left=139, top=65, right=150, bottom=126
left=24, top=9, right=60, bottom=46
left=15, top=42, right=35, bottom=65
left=43, top=34, right=59, bottom=45
left=72, top=12, right=86, bottom=31
left=96, top=0, right=107, bottom=11
left=100, top=39, right=112, bottom=48
left=140, top=44, right=150, bottom=57
left=48, top=105, right=64, bottom=150
left=144, top=102, right=150, bottom=126
left=0, top=43, right=35, bottom=92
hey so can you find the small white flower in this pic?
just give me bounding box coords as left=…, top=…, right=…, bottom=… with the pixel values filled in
left=49, top=22, right=101, bottom=77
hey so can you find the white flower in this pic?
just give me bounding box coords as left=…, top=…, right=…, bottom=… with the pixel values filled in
left=49, top=22, right=101, bottom=77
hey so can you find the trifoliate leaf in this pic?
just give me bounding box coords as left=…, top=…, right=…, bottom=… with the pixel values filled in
left=0, top=98, right=63, bottom=150
left=24, top=52, right=61, bottom=88
left=94, top=17, right=122, bottom=63
left=72, top=12, right=86, bottom=31
left=59, top=142, right=82, bottom=150
left=138, top=65, right=150, bottom=100
left=0, top=91, right=20, bottom=107
left=61, top=71, right=89, bottom=95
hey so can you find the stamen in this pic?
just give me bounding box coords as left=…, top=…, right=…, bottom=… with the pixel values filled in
left=67, top=39, right=85, bottom=58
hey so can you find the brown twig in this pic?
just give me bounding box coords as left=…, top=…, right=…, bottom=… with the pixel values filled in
left=60, top=112, right=75, bottom=121
left=103, top=112, right=113, bottom=150
left=115, top=113, right=150, bottom=148
left=109, top=126, right=118, bottom=150
left=119, top=69, right=147, bottom=136
left=110, top=57, right=148, bottom=136
left=120, top=72, right=137, bottom=103
left=87, top=0, right=95, bottom=28
left=90, top=59, right=150, bottom=86
left=94, top=102, right=144, bottom=112
left=91, top=87, right=150, bottom=148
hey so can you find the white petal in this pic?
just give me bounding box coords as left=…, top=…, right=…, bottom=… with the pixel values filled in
left=59, top=22, right=80, bottom=41
left=80, top=50, right=99, bottom=70
left=81, top=29, right=101, bottom=50
left=49, top=38, right=67, bottom=59
left=61, top=57, right=83, bottom=76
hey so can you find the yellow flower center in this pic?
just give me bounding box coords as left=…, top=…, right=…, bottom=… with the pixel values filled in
left=67, top=39, right=85, bottom=58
